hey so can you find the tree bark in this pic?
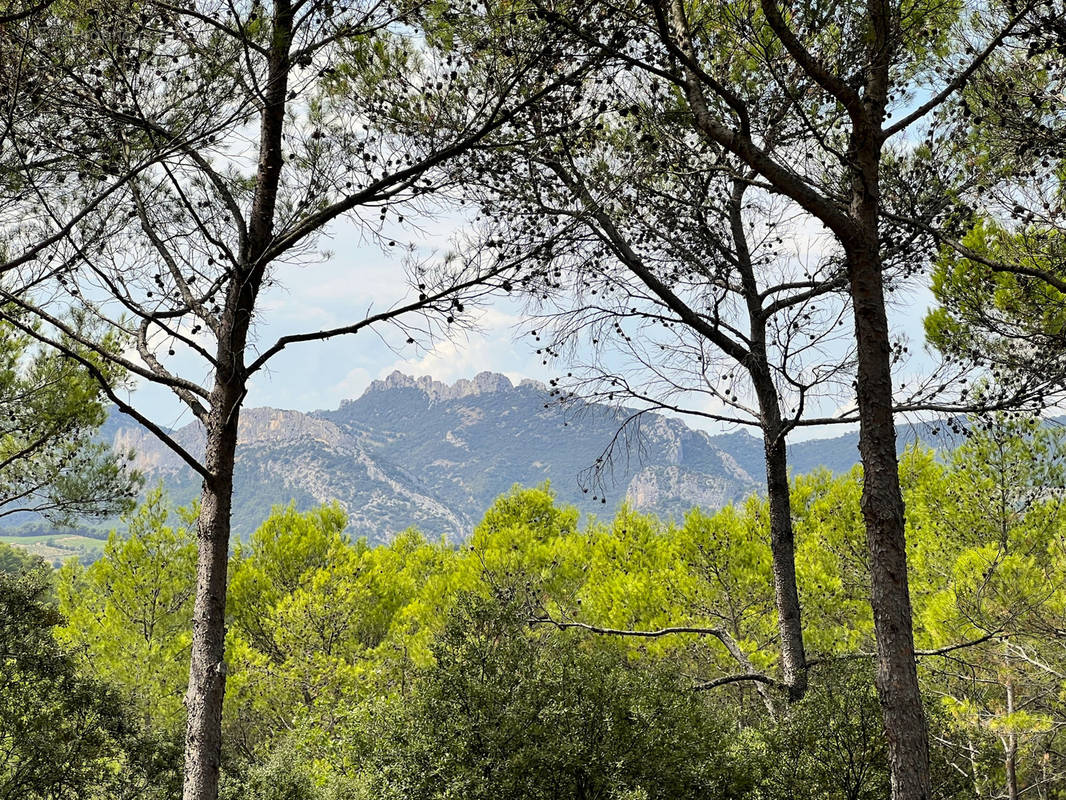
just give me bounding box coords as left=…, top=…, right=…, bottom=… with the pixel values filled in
left=847, top=238, right=932, bottom=800
left=182, top=6, right=291, bottom=798
left=760, top=417, right=807, bottom=700
left=182, top=392, right=239, bottom=800
left=748, top=348, right=807, bottom=701
left=1006, top=712, right=1019, bottom=800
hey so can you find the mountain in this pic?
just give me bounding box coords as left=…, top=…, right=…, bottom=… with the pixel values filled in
left=84, top=371, right=925, bottom=543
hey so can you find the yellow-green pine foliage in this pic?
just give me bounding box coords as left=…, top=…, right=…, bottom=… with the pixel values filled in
left=55, top=488, right=196, bottom=731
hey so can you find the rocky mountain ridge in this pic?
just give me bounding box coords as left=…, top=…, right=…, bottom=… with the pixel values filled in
left=93, top=371, right=880, bottom=543
left=359, top=370, right=540, bottom=403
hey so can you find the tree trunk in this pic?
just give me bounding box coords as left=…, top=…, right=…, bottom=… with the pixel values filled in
left=1005, top=645, right=1019, bottom=800
left=182, top=382, right=241, bottom=800
left=734, top=181, right=807, bottom=702
left=1006, top=722, right=1020, bottom=800
left=758, top=404, right=807, bottom=700
left=847, top=241, right=931, bottom=800
left=182, top=7, right=291, bottom=797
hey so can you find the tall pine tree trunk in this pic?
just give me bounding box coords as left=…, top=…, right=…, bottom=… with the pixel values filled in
left=182, top=380, right=241, bottom=800
left=181, top=6, right=291, bottom=798
left=847, top=239, right=931, bottom=800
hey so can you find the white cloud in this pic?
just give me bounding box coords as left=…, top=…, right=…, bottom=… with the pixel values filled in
left=376, top=306, right=543, bottom=386
left=329, top=366, right=373, bottom=403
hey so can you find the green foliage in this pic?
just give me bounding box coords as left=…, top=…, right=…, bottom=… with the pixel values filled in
left=469, top=482, right=585, bottom=600
left=733, top=662, right=972, bottom=800
left=339, top=593, right=728, bottom=800
left=218, top=737, right=320, bottom=800
left=225, top=505, right=467, bottom=756
left=0, top=313, right=141, bottom=524
left=47, top=425, right=1066, bottom=796
left=927, top=218, right=1066, bottom=391
left=0, top=538, right=41, bottom=574
left=0, top=564, right=180, bottom=799
left=757, top=663, right=894, bottom=800
left=55, top=488, right=197, bottom=730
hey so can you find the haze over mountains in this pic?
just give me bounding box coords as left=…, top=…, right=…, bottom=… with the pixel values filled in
left=96, top=371, right=887, bottom=543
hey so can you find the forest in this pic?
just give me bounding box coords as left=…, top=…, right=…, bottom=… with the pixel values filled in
left=4, top=421, right=1066, bottom=799
left=2, top=0, right=1066, bottom=798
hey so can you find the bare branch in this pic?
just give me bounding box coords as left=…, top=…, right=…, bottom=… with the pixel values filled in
left=693, top=672, right=783, bottom=691
left=883, top=3, right=1038, bottom=138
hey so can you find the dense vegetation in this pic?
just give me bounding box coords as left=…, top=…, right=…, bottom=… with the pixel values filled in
left=0, top=316, right=139, bottom=525
left=2, top=418, right=1063, bottom=798
left=3, top=0, right=1066, bottom=794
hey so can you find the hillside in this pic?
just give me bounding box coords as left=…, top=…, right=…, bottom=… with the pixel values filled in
left=43, top=371, right=942, bottom=543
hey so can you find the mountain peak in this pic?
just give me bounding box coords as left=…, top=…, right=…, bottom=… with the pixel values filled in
left=360, top=370, right=515, bottom=403
left=91, top=372, right=886, bottom=545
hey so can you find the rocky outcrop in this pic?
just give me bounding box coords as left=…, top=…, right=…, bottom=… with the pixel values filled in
left=101, top=372, right=783, bottom=542
left=113, top=426, right=190, bottom=476
left=237, top=408, right=348, bottom=446
left=359, top=370, right=516, bottom=404
left=626, top=465, right=738, bottom=517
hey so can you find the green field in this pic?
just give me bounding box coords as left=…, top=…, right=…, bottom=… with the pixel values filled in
left=0, top=533, right=107, bottom=565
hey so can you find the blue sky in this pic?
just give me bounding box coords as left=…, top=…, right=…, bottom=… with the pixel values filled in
left=128, top=213, right=558, bottom=431
left=127, top=208, right=941, bottom=440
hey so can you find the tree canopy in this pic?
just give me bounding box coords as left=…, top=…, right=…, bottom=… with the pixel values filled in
left=44, top=420, right=1066, bottom=798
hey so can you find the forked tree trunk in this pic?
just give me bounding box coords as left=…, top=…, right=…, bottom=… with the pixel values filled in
left=847, top=240, right=931, bottom=800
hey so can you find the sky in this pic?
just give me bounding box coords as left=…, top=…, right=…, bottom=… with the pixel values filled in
left=127, top=205, right=942, bottom=441
left=129, top=212, right=558, bottom=432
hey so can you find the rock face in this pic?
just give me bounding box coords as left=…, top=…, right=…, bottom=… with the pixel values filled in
left=95, top=372, right=884, bottom=543
left=626, top=466, right=741, bottom=513
left=361, top=370, right=518, bottom=403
